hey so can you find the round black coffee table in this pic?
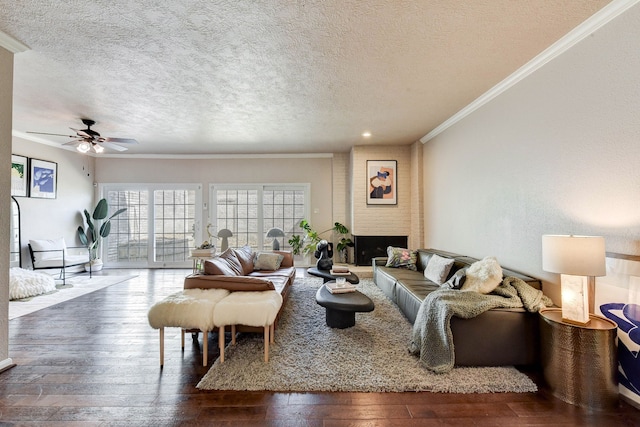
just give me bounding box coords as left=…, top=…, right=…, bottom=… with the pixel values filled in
left=315, top=284, right=374, bottom=328
left=307, top=267, right=360, bottom=285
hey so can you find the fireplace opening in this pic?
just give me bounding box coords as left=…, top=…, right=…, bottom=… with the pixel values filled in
left=353, top=235, right=408, bottom=266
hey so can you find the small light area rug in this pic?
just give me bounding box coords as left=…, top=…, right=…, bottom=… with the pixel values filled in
left=197, top=277, right=538, bottom=393
left=9, top=273, right=137, bottom=320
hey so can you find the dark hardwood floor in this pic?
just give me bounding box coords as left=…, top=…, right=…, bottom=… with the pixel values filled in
left=2, top=268, right=639, bottom=426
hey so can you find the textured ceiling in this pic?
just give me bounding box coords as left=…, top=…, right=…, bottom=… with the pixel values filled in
left=1, top=1, right=611, bottom=155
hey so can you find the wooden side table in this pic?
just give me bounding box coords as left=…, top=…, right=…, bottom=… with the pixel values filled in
left=539, top=308, right=618, bottom=410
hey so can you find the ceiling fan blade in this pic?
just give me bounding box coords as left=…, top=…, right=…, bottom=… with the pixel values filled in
left=62, top=139, right=82, bottom=146
left=70, top=127, right=95, bottom=138
left=26, top=131, right=75, bottom=138
left=103, top=137, right=138, bottom=144
left=101, top=142, right=128, bottom=152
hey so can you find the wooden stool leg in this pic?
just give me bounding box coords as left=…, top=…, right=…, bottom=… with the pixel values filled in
left=181, top=329, right=185, bottom=349
left=159, top=328, right=164, bottom=367
left=218, top=325, right=225, bottom=363
left=231, top=325, right=236, bottom=345
left=203, top=330, right=208, bottom=366
left=264, top=325, right=269, bottom=362
left=270, top=323, right=275, bottom=343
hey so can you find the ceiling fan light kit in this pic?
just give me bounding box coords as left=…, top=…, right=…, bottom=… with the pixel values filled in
left=27, top=118, right=138, bottom=154
left=77, top=141, right=91, bottom=153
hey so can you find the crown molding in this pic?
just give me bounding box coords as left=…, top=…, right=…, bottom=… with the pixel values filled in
left=13, top=131, right=335, bottom=159
left=420, top=0, right=640, bottom=144
left=0, top=30, right=29, bottom=53
left=96, top=153, right=335, bottom=160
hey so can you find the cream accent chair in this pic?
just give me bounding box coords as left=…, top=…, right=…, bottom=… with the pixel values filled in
left=28, top=237, right=91, bottom=285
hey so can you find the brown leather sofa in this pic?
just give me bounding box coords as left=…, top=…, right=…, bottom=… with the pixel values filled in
left=373, top=248, right=542, bottom=367
left=184, top=248, right=296, bottom=332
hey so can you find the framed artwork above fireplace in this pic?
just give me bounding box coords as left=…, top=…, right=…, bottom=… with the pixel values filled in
left=367, top=160, right=396, bottom=205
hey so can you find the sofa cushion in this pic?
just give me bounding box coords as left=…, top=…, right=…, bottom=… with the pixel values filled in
left=272, top=250, right=294, bottom=268
left=233, top=246, right=255, bottom=275
left=219, top=248, right=244, bottom=275
left=385, top=246, right=417, bottom=271
left=423, top=254, right=454, bottom=285
left=461, top=256, right=503, bottom=294
left=183, top=274, right=276, bottom=291
left=29, top=238, right=66, bottom=263
left=253, top=252, right=284, bottom=271
left=204, top=257, right=238, bottom=276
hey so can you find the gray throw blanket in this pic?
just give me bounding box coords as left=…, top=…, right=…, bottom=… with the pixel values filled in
left=409, top=276, right=553, bottom=374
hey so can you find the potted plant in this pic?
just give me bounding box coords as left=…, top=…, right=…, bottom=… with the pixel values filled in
left=334, top=224, right=354, bottom=263
left=288, top=220, right=353, bottom=262
left=77, top=198, right=127, bottom=271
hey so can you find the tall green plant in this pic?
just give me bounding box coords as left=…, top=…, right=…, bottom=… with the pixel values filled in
left=77, top=198, right=127, bottom=261
left=288, top=220, right=352, bottom=259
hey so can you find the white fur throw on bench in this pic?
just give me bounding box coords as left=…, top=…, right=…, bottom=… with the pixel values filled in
left=148, top=288, right=230, bottom=332
left=147, top=288, right=283, bottom=366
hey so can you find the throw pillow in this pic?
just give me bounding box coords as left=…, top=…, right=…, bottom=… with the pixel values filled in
left=204, top=257, right=238, bottom=276
left=441, top=268, right=467, bottom=290
left=219, top=248, right=244, bottom=276
left=460, top=256, right=503, bottom=294
left=253, top=252, right=285, bottom=271
left=233, top=245, right=254, bottom=275
left=423, top=254, right=455, bottom=285
left=385, top=246, right=417, bottom=271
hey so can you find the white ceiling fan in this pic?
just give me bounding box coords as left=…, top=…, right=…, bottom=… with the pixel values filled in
left=27, top=118, right=138, bottom=153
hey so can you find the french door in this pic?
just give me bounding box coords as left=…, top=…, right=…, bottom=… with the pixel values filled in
left=101, top=184, right=203, bottom=268
left=210, top=184, right=309, bottom=252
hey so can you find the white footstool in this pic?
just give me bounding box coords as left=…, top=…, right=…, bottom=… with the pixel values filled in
left=213, top=290, right=283, bottom=363
left=147, top=288, right=230, bottom=366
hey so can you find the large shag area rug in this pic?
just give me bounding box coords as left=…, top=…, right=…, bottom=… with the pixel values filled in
left=197, top=277, right=538, bottom=393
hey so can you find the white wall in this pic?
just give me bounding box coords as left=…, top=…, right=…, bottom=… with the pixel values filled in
left=11, top=137, right=96, bottom=264
left=95, top=155, right=335, bottom=246
left=0, top=46, right=13, bottom=369
left=422, top=4, right=640, bottom=304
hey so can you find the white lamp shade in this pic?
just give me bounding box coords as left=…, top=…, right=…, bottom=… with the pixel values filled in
left=541, top=235, right=606, bottom=277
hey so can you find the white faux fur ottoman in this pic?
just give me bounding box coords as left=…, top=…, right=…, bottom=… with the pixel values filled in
left=213, top=290, right=283, bottom=363
left=148, top=288, right=230, bottom=367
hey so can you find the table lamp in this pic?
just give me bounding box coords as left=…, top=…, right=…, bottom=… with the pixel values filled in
left=542, top=234, right=606, bottom=325
left=217, top=229, right=233, bottom=252
left=266, top=228, right=285, bottom=250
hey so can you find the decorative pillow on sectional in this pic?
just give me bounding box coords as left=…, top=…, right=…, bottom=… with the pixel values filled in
left=423, top=254, right=455, bottom=285
left=460, top=256, right=503, bottom=294
left=441, top=268, right=467, bottom=290
left=384, top=246, right=417, bottom=271
left=218, top=248, right=244, bottom=275
left=233, top=245, right=255, bottom=275
left=253, top=252, right=285, bottom=271
left=204, top=257, right=238, bottom=276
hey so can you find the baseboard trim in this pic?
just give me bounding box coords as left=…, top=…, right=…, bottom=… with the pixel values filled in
left=0, top=358, right=16, bottom=374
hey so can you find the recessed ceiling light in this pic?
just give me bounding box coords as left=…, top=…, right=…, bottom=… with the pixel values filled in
left=362, top=131, right=372, bottom=138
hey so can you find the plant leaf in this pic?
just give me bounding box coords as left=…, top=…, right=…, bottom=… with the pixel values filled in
left=77, top=226, right=88, bottom=246
left=108, top=207, right=127, bottom=220
left=99, top=221, right=111, bottom=238
left=93, top=198, right=109, bottom=220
